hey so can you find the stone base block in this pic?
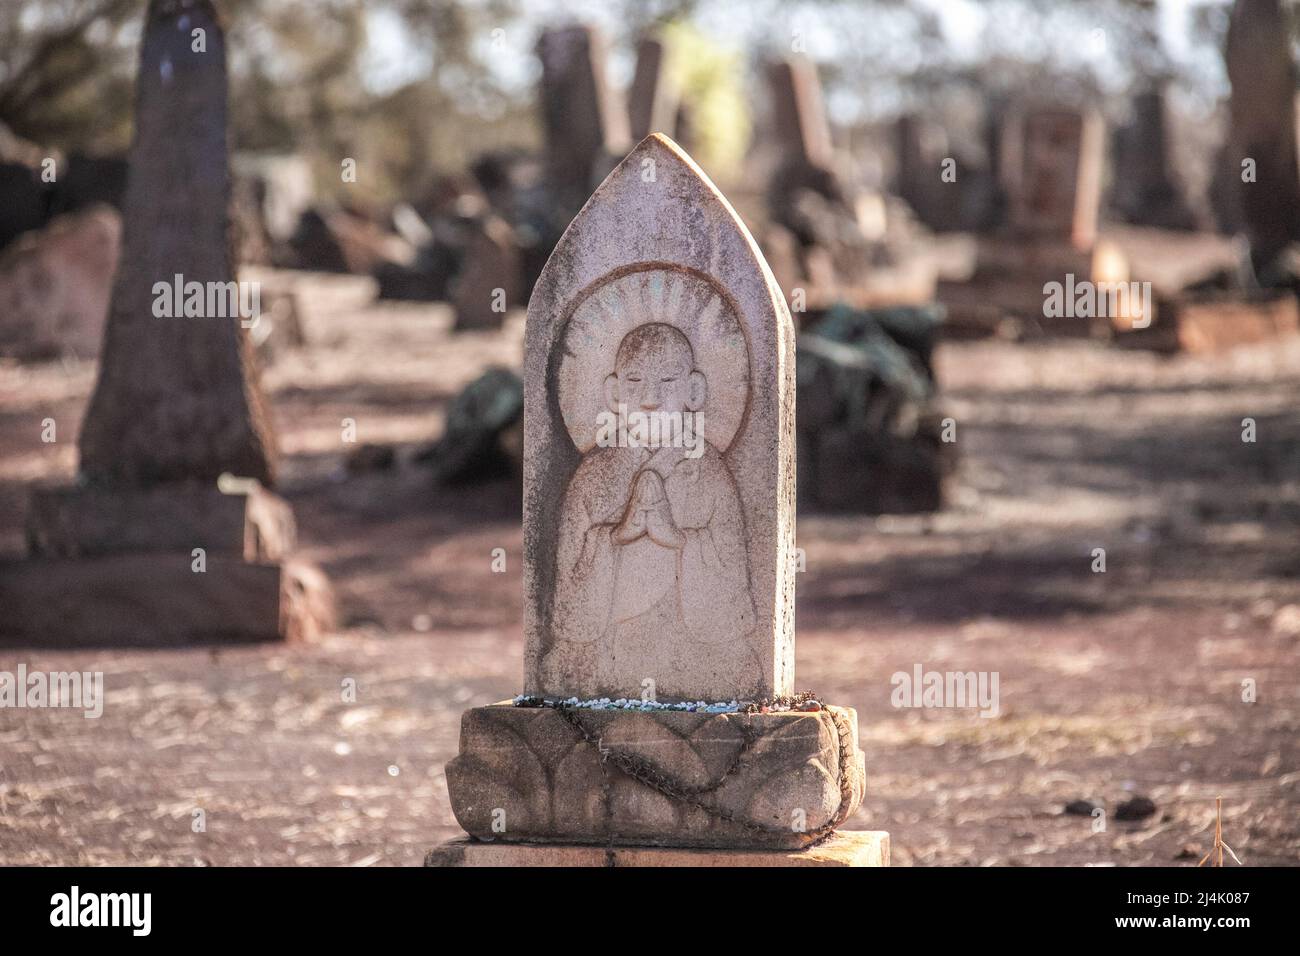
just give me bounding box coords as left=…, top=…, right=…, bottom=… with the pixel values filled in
left=943, top=235, right=1144, bottom=338
left=425, top=830, right=889, bottom=867
left=445, top=703, right=865, bottom=850
left=1118, top=291, right=1300, bottom=354
left=26, top=481, right=295, bottom=561
left=0, top=553, right=334, bottom=646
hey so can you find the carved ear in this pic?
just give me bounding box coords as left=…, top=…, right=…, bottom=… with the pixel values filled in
left=604, top=373, right=621, bottom=414
left=687, top=370, right=707, bottom=411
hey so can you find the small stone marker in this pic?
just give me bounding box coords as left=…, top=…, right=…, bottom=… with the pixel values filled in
left=2, top=0, right=332, bottom=647
left=440, top=136, right=875, bottom=861
left=1226, top=0, right=1300, bottom=276
left=1000, top=107, right=1104, bottom=251
left=965, top=104, right=1114, bottom=335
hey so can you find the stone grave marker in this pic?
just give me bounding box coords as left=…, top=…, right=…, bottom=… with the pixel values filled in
left=81, top=0, right=274, bottom=486
left=452, top=214, right=521, bottom=331
left=767, top=57, right=834, bottom=173
left=960, top=104, right=1124, bottom=335
left=1112, top=88, right=1197, bottom=231
left=536, top=24, right=629, bottom=211
left=435, top=135, right=882, bottom=865
left=1226, top=0, right=1300, bottom=277
left=1000, top=106, right=1104, bottom=251
left=1, top=0, right=333, bottom=646
left=0, top=204, right=120, bottom=361
left=627, top=37, right=679, bottom=142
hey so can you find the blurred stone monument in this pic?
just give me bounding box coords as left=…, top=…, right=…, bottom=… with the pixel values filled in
left=1111, top=88, right=1197, bottom=231
left=999, top=107, right=1104, bottom=251
left=628, top=37, right=679, bottom=142
left=943, top=104, right=1151, bottom=335
left=536, top=25, right=630, bottom=214
left=764, top=54, right=844, bottom=264
left=452, top=214, right=522, bottom=331
left=0, top=0, right=333, bottom=645
left=762, top=56, right=932, bottom=313
left=0, top=204, right=120, bottom=360
left=1225, top=0, right=1300, bottom=284
left=894, top=114, right=954, bottom=231
left=430, top=135, right=884, bottom=866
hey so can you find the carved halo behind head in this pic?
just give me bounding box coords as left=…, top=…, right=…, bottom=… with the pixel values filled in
left=556, top=265, right=750, bottom=454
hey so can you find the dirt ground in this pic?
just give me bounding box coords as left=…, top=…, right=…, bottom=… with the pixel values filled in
left=1, top=269, right=1297, bottom=866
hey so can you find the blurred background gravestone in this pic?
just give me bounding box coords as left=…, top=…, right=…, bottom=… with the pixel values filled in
left=1, top=0, right=333, bottom=646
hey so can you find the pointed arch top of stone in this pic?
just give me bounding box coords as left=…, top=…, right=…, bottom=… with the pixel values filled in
left=523, top=134, right=797, bottom=701
left=531, top=134, right=789, bottom=329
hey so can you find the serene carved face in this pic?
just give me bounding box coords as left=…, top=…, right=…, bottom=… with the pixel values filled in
left=604, top=323, right=706, bottom=415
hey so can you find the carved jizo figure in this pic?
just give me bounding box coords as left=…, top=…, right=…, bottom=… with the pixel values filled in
left=547, top=320, right=758, bottom=697
left=439, top=136, right=874, bottom=859
left=523, top=135, right=796, bottom=705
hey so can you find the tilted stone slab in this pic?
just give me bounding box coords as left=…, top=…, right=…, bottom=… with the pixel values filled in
left=445, top=703, right=864, bottom=850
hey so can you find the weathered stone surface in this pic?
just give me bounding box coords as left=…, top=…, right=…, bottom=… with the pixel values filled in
left=0, top=205, right=120, bottom=360
left=444, top=703, right=864, bottom=849
left=426, top=829, right=888, bottom=867
left=0, top=554, right=334, bottom=646
left=1000, top=107, right=1104, bottom=250
left=442, top=135, right=873, bottom=853
left=1225, top=0, right=1300, bottom=276
left=26, top=480, right=294, bottom=561
left=78, top=0, right=277, bottom=488
left=523, top=135, right=797, bottom=703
